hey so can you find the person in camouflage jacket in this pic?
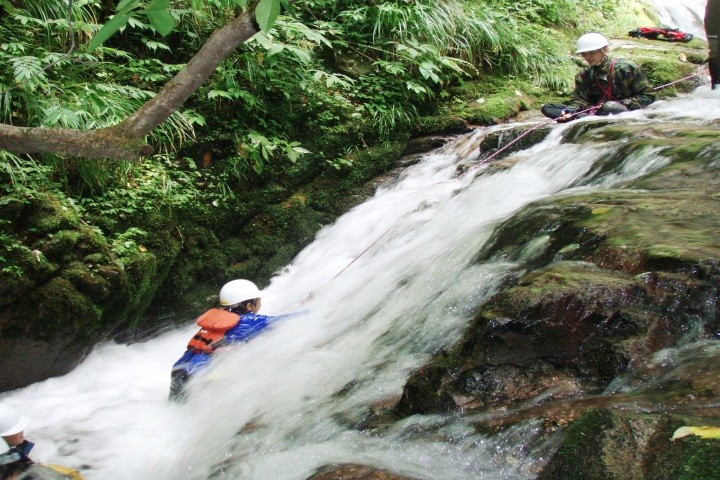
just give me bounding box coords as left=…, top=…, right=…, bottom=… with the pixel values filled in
left=542, top=32, right=655, bottom=122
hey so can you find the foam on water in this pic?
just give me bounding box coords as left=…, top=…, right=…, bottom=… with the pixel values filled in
left=3, top=80, right=719, bottom=480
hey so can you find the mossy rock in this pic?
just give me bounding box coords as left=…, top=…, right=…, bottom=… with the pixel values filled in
left=20, top=194, right=81, bottom=236
left=40, top=230, right=82, bottom=262
left=18, top=277, right=102, bottom=339
left=414, top=115, right=471, bottom=137
left=456, top=96, right=524, bottom=125
left=61, top=260, right=117, bottom=303
left=540, top=410, right=720, bottom=480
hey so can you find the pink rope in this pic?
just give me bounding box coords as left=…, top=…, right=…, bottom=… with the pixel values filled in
left=652, top=71, right=703, bottom=91
left=331, top=227, right=392, bottom=279
left=328, top=70, right=706, bottom=279
left=464, top=67, right=706, bottom=175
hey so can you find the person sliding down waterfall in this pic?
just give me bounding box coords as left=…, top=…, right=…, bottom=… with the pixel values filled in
left=169, top=279, right=299, bottom=402
left=541, top=32, right=655, bottom=123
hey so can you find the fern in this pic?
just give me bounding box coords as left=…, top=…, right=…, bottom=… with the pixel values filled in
left=10, top=56, right=46, bottom=84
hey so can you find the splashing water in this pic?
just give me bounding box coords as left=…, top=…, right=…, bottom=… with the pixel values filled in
left=3, top=90, right=720, bottom=479
left=651, top=0, right=707, bottom=39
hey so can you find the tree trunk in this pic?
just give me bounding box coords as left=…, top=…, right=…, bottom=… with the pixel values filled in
left=0, top=10, right=259, bottom=161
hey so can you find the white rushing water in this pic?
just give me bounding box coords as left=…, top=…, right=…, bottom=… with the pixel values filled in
left=651, top=0, right=707, bottom=39
left=3, top=0, right=719, bottom=470
left=2, top=85, right=717, bottom=480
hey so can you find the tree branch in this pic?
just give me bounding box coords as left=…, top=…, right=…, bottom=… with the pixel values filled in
left=112, top=11, right=259, bottom=138
left=0, top=9, right=259, bottom=160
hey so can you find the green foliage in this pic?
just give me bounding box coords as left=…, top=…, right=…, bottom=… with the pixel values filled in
left=0, top=220, right=29, bottom=278
left=485, top=0, right=578, bottom=26
left=0, top=151, right=56, bottom=202
left=0, top=1, right=200, bottom=157
left=88, top=0, right=178, bottom=52
left=111, top=227, right=148, bottom=258
left=239, top=131, right=311, bottom=174
left=255, top=0, right=281, bottom=32
left=76, top=154, right=235, bottom=222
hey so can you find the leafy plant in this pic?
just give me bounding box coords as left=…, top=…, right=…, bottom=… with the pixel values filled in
left=0, top=220, right=28, bottom=278
left=238, top=130, right=310, bottom=174
left=111, top=227, right=149, bottom=257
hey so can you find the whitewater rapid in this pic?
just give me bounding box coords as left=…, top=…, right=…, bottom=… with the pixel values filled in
left=652, top=0, right=707, bottom=39
left=2, top=84, right=717, bottom=480
left=3, top=0, right=719, bottom=468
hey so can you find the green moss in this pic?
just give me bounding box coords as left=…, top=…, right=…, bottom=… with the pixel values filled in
left=542, top=409, right=615, bottom=480
left=542, top=412, right=720, bottom=480
left=61, top=260, right=114, bottom=303
left=638, top=57, right=693, bottom=90
left=25, top=277, right=102, bottom=339
left=25, top=194, right=81, bottom=236
left=41, top=230, right=81, bottom=262
left=676, top=438, right=720, bottom=480
left=456, top=97, right=522, bottom=125
left=414, top=115, right=469, bottom=137
left=494, top=261, right=639, bottom=315
left=118, top=250, right=159, bottom=327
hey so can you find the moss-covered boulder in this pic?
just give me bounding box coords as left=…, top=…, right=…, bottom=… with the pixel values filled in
left=0, top=195, right=164, bottom=390
left=394, top=121, right=720, bottom=423
left=539, top=410, right=720, bottom=480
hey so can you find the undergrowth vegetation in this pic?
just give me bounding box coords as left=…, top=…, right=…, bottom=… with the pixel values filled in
left=0, top=0, right=651, bottom=296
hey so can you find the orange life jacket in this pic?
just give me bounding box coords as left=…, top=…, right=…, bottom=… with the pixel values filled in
left=187, top=308, right=241, bottom=354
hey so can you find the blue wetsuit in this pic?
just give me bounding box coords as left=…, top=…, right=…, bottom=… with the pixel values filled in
left=169, top=309, right=293, bottom=400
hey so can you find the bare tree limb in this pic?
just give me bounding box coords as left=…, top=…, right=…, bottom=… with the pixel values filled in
left=0, top=9, right=259, bottom=161
left=112, top=11, right=258, bottom=138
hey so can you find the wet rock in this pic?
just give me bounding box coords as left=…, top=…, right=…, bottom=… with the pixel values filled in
left=477, top=125, right=553, bottom=162
left=0, top=336, right=89, bottom=392
left=307, top=464, right=421, bottom=480
left=538, top=410, right=720, bottom=480
left=395, top=261, right=676, bottom=417
left=395, top=121, right=720, bottom=423
left=402, top=136, right=455, bottom=156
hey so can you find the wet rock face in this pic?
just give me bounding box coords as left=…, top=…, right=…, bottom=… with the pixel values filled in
left=307, top=464, right=421, bottom=480
left=0, top=337, right=89, bottom=392
left=395, top=261, right=694, bottom=417
left=538, top=409, right=720, bottom=480
left=395, top=122, right=720, bottom=420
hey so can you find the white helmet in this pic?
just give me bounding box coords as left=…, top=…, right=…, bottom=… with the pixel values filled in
left=218, top=279, right=261, bottom=306
left=0, top=404, right=29, bottom=437
left=575, top=32, right=609, bottom=53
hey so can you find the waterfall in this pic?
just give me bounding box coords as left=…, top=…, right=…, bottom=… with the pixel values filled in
left=2, top=85, right=717, bottom=480
left=651, top=0, right=707, bottom=39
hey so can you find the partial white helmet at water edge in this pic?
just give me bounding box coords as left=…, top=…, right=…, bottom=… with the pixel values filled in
left=0, top=403, right=29, bottom=437
left=575, top=32, right=609, bottom=53
left=219, top=279, right=261, bottom=306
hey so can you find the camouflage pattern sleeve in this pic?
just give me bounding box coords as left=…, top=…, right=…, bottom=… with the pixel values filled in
left=614, top=59, right=655, bottom=110
left=568, top=70, right=592, bottom=110
left=568, top=58, right=654, bottom=111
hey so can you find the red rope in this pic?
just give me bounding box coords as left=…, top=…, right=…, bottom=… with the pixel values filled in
left=331, top=227, right=393, bottom=279
left=328, top=69, right=706, bottom=280
left=652, top=71, right=703, bottom=91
